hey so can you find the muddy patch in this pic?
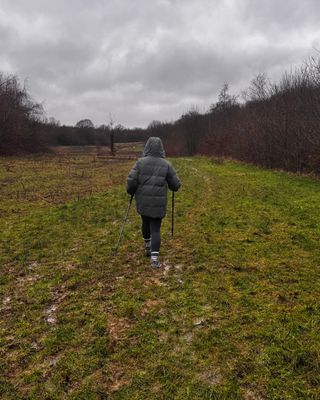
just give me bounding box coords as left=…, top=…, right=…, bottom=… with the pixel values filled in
left=44, top=287, right=68, bottom=325
left=17, top=273, right=42, bottom=287
left=141, top=299, right=165, bottom=316
left=197, top=369, right=223, bottom=386
left=143, top=277, right=166, bottom=287
left=243, top=389, right=265, bottom=400
left=107, top=315, right=132, bottom=341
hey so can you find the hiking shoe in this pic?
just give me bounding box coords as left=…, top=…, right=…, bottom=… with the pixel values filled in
left=151, top=252, right=159, bottom=269
left=144, top=238, right=151, bottom=257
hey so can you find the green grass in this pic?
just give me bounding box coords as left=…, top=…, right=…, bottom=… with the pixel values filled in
left=1, top=156, right=320, bottom=399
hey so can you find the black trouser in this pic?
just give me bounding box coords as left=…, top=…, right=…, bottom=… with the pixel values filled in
left=141, top=215, right=162, bottom=252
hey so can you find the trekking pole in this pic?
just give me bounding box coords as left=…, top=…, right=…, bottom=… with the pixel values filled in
left=113, top=195, right=134, bottom=255
left=171, top=191, right=175, bottom=237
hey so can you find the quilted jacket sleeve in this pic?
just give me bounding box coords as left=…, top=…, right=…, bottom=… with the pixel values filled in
left=126, top=161, right=139, bottom=195
left=166, top=162, right=181, bottom=192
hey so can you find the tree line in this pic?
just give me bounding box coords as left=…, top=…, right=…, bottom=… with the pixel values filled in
left=161, top=57, right=320, bottom=173
left=0, top=74, right=147, bottom=155
left=0, top=73, right=44, bottom=155
left=1, top=57, right=320, bottom=173
left=159, top=58, right=320, bottom=173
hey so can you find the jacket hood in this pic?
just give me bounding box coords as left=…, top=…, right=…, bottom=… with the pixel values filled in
left=142, top=137, right=165, bottom=158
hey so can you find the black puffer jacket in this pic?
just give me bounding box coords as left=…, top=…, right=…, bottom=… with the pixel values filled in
left=127, top=137, right=181, bottom=218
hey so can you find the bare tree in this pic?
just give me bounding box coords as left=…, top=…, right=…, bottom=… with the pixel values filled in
left=0, top=72, right=43, bottom=155
left=178, top=106, right=203, bottom=155
left=75, top=119, right=94, bottom=128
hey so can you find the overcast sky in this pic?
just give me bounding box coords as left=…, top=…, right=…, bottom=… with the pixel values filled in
left=1, top=0, right=319, bottom=128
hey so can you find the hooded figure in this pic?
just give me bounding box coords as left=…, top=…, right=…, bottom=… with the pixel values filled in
left=127, top=137, right=181, bottom=268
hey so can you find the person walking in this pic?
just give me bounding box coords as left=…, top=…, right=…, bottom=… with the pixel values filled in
left=126, top=137, right=181, bottom=268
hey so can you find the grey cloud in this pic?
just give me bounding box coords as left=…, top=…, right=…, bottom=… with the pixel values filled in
left=241, top=0, right=320, bottom=33
left=0, top=0, right=319, bottom=127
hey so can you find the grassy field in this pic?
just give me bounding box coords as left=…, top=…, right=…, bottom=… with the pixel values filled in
left=1, top=155, right=320, bottom=399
